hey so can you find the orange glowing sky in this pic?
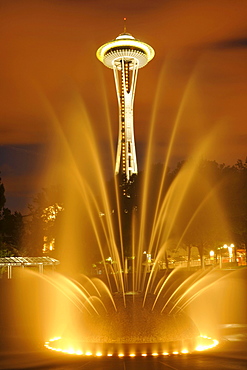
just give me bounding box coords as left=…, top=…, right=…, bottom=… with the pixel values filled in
left=0, top=0, right=247, bottom=211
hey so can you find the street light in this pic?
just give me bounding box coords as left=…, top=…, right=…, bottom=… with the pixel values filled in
left=209, top=250, right=215, bottom=264
left=218, top=244, right=234, bottom=268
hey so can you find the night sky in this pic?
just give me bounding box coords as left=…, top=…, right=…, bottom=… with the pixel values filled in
left=0, top=0, right=247, bottom=212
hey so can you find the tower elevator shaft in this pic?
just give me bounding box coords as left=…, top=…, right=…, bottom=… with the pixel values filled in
left=114, top=58, right=139, bottom=181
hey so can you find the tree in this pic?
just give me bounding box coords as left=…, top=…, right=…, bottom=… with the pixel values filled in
left=0, top=208, right=24, bottom=251
left=0, top=174, right=6, bottom=210
left=152, top=159, right=233, bottom=267
left=0, top=174, right=24, bottom=256
left=20, top=186, right=64, bottom=256
left=221, top=158, right=247, bottom=248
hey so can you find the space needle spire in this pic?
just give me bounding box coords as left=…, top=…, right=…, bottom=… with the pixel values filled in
left=97, top=24, right=155, bottom=181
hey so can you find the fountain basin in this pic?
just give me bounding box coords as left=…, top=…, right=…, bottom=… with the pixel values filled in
left=44, top=293, right=219, bottom=357
left=44, top=336, right=218, bottom=357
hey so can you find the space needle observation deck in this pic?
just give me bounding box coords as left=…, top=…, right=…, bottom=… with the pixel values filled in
left=96, top=31, right=154, bottom=181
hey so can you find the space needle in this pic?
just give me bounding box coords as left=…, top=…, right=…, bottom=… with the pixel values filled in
left=97, top=24, right=155, bottom=182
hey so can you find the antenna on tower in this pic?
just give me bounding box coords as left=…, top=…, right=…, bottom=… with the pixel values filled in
left=123, top=17, right=127, bottom=33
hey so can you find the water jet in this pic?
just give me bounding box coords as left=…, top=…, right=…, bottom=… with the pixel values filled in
left=1, top=27, right=246, bottom=370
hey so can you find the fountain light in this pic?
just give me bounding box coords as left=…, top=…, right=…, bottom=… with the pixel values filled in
left=67, top=349, right=75, bottom=354
left=181, top=349, right=189, bottom=354
left=195, top=336, right=219, bottom=351
left=44, top=334, right=219, bottom=357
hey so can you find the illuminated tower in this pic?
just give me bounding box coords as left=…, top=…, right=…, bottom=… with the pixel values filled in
left=97, top=30, right=154, bottom=181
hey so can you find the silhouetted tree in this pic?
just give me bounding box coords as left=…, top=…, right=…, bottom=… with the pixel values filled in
left=0, top=175, right=6, bottom=210
left=17, top=156, right=247, bottom=270
left=221, top=158, right=247, bottom=248
left=20, top=186, right=64, bottom=256
left=0, top=174, right=24, bottom=256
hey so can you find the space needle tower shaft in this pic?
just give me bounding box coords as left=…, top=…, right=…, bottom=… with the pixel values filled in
left=97, top=27, right=154, bottom=181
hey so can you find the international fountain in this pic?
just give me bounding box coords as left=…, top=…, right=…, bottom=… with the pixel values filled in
left=0, top=30, right=246, bottom=369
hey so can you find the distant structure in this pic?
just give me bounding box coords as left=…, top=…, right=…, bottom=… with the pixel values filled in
left=97, top=26, right=154, bottom=181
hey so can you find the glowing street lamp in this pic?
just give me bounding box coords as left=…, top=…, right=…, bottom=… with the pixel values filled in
left=209, top=250, right=214, bottom=262
left=218, top=243, right=235, bottom=267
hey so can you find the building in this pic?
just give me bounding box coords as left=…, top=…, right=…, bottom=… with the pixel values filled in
left=97, top=30, right=154, bottom=181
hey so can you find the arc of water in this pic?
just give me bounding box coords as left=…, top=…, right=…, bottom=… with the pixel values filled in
left=81, top=183, right=122, bottom=293
left=51, top=273, right=106, bottom=316
left=171, top=177, right=227, bottom=257
left=71, top=280, right=100, bottom=302
left=91, top=277, right=118, bottom=312
left=148, top=124, right=221, bottom=265
left=153, top=273, right=169, bottom=295
left=42, top=97, right=115, bottom=276
left=146, top=267, right=182, bottom=310
left=136, top=57, right=190, bottom=286
left=168, top=267, right=234, bottom=315
left=160, top=267, right=213, bottom=314
left=135, top=62, right=168, bottom=292
left=85, top=296, right=108, bottom=313
left=97, top=72, right=125, bottom=280
left=141, top=243, right=167, bottom=306
left=27, top=271, right=100, bottom=316
left=80, top=124, right=125, bottom=290
left=70, top=277, right=117, bottom=314
left=131, top=211, right=137, bottom=292
left=78, top=274, right=102, bottom=296
left=74, top=180, right=119, bottom=292
left=148, top=69, right=197, bottom=259
left=73, top=102, right=127, bottom=300
left=43, top=95, right=126, bottom=301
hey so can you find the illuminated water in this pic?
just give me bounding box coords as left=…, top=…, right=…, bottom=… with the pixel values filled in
left=1, top=265, right=246, bottom=364
left=0, top=63, right=247, bottom=368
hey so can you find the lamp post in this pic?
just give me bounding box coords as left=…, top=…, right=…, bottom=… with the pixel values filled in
left=228, top=243, right=235, bottom=262
left=218, top=244, right=234, bottom=268
left=218, top=244, right=227, bottom=268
